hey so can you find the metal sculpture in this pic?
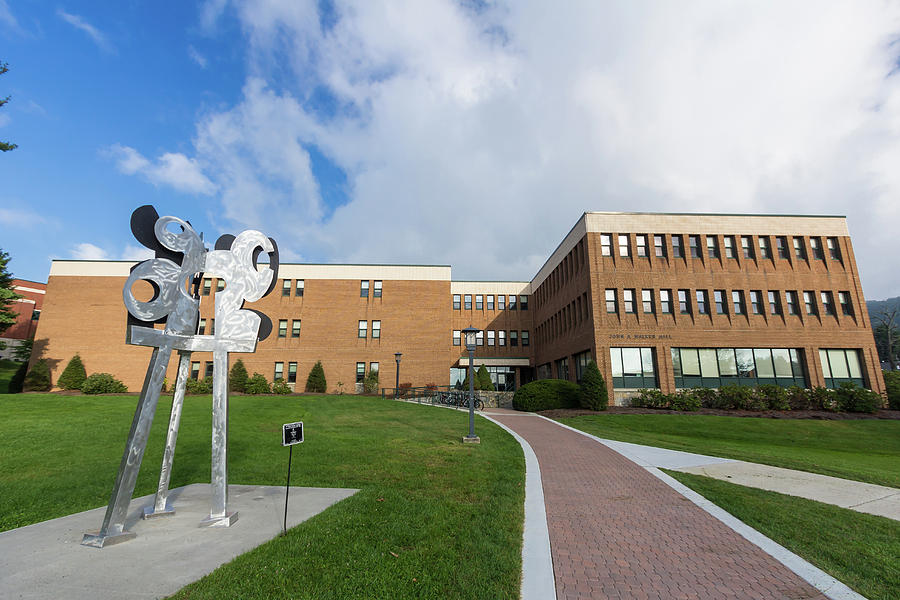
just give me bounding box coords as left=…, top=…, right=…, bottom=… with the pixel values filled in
left=82, top=206, right=278, bottom=547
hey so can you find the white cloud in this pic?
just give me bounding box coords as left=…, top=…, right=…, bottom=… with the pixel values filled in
left=70, top=243, right=154, bottom=261
left=0, top=0, right=20, bottom=33
left=108, top=144, right=216, bottom=195
left=188, top=45, right=208, bottom=69
left=121, top=244, right=155, bottom=261
left=71, top=243, right=108, bottom=260
left=0, top=207, right=46, bottom=228
left=56, top=9, right=113, bottom=52
left=177, top=0, right=900, bottom=299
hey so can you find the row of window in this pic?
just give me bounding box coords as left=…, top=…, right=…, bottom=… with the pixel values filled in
left=281, top=279, right=305, bottom=297
left=599, top=233, right=843, bottom=263
left=534, top=238, right=588, bottom=308
left=452, top=329, right=530, bottom=347
left=359, top=280, right=382, bottom=298
left=278, top=279, right=385, bottom=298
left=452, top=293, right=528, bottom=311
left=277, top=319, right=302, bottom=338
left=359, top=320, right=381, bottom=338
left=537, top=292, right=590, bottom=344
left=604, top=287, right=854, bottom=318
left=670, top=347, right=807, bottom=389
left=450, top=366, right=517, bottom=391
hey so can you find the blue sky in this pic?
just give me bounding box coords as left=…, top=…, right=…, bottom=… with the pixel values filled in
left=3, top=1, right=900, bottom=300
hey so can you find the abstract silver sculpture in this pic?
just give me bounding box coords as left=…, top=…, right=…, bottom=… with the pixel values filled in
left=82, top=206, right=278, bottom=547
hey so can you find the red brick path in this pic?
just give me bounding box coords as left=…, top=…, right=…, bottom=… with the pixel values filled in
left=491, top=414, right=827, bottom=600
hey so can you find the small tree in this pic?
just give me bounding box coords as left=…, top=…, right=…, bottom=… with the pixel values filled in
left=7, top=360, right=26, bottom=393
left=305, top=360, right=326, bottom=393
left=579, top=361, right=608, bottom=410
left=272, top=379, right=292, bottom=395
left=475, top=365, right=493, bottom=391
left=363, top=368, right=379, bottom=394
left=81, top=373, right=128, bottom=394
left=0, top=62, right=16, bottom=152
left=23, top=359, right=51, bottom=392
left=12, top=337, right=33, bottom=363
left=57, top=354, right=87, bottom=390
left=246, top=372, right=271, bottom=395
left=0, top=248, right=21, bottom=334
left=230, top=358, right=249, bottom=393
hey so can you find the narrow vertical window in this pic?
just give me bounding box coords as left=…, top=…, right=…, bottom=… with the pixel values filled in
left=486, top=295, right=494, bottom=310
left=827, top=237, right=841, bottom=261
left=706, top=236, right=719, bottom=258
left=356, top=362, right=365, bottom=383
left=191, top=362, right=200, bottom=380
left=678, top=289, right=690, bottom=314
left=209, top=318, right=215, bottom=335
left=606, top=289, right=617, bottom=313
left=510, top=330, right=518, bottom=346
left=750, top=290, right=762, bottom=314
left=741, top=236, right=754, bottom=259
left=732, top=291, right=744, bottom=315
left=804, top=291, right=817, bottom=315
left=601, top=234, right=612, bottom=256
left=821, top=292, right=835, bottom=315
left=374, top=280, right=382, bottom=298
left=358, top=320, right=367, bottom=338
left=499, top=330, right=506, bottom=346
left=216, top=279, right=225, bottom=293
left=372, top=320, right=381, bottom=338
left=204, top=361, right=213, bottom=379
left=660, top=290, right=672, bottom=314
left=696, top=290, right=709, bottom=314
left=278, top=319, right=287, bottom=337
left=509, top=295, right=517, bottom=310
left=476, top=331, right=483, bottom=346
left=296, top=279, right=304, bottom=296
left=785, top=291, right=798, bottom=315
left=202, top=279, right=211, bottom=295
left=636, top=234, right=648, bottom=257
left=623, top=289, right=635, bottom=313
left=654, top=235, right=666, bottom=257
left=360, top=280, right=369, bottom=298
left=758, top=236, right=771, bottom=259
left=475, top=294, right=483, bottom=310
left=689, top=235, right=701, bottom=258
left=793, top=237, right=807, bottom=260
left=453, top=294, right=461, bottom=310
left=522, top=331, right=530, bottom=346
left=520, top=295, right=529, bottom=310
left=714, top=290, right=726, bottom=314
left=453, top=330, right=461, bottom=346
left=672, top=235, right=684, bottom=258
left=768, top=291, right=781, bottom=315
left=776, top=236, right=788, bottom=259
left=498, top=295, right=505, bottom=310
left=724, top=236, right=735, bottom=259
left=288, top=362, right=297, bottom=383
left=198, top=318, right=207, bottom=335
left=274, top=362, right=284, bottom=381
left=282, top=279, right=292, bottom=297
left=839, top=292, right=853, bottom=316
left=487, top=330, right=495, bottom=346
left=618, top=234, right=630, bottom=257
left=810, top=238, right=824, bottom=260
left=642, top=289, right=654, bottom=313
left=464, top=294, right=472, bottom=310
left=292, top=319, right=301, bottom=337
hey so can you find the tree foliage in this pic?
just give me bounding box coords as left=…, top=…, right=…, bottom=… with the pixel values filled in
left=81, top=373, right=128, bottom=394
left=0, top=62, right=16, bottom=152
left=57, top=354, right=87, bottom=390
left=872, top=309, right=900, bottom=369
left=579, top=360, right=608, bottom=410
left=305, top=360, right=326, bottom=393
left=0, top=248, right=21, bottom=334
left=475, top=365, right=493, bottom=391
left=246, top=372, right=271, bottom=395
left=23, top=359, right=51, bottom=391
left=7, top=360, right=26, bottom=393
left=12, top=337, right=32, bottom=362
left=229, top=358, right=249, bottom=393
left=363, top=368, right=379, bottom=394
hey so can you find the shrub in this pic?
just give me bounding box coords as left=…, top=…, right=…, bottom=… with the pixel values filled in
left=23, top=359, right=51, bottom=392
left=756, top=384, right=790, bottom=411
left=57, top=354, right=87, bottom=390
left=475, top=365, right=494, bottom=391
left=305, top=361, right=326, bottom=393
left=694, top=387, right=722, bottom=408
left=81, top=373, right=128, bottom=394
left=230, top=359, right=249, bottom=393
left=883, top=371, right=900, bottom=410
left=808, top=386, right=837, bottom=411
left=363, top=368, right=380, bottom=394
left=670, top=390, right=701, bottom=411
left=630, top=389, right=669, bottom=408
left=513, top=379, right=581, bottom=412
left=833, top=382, right=881, bottom=413
left=786, top=386, right=810, bottom=410
left=246, top=373, right=271, bottom=395
left=186, top=376, right=213, bottom=394
left=579, top=361, right=608, bottom=410
left=7, top=361, right=27, bottom=393
left=272, top=379, right=292, bottom=395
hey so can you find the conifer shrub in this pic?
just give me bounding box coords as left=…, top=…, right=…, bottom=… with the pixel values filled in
left=363, top=368, right=380, bottom=394
left=8, top=361, right=27, bottom=393
left=578, top=360, right=608, bottom=410
left=23, top=359, right=51, bottom=392
left=883, top=371, right=900, bottom=410
left=272, top=379, right=292, bottom=395
left=512, top=379, right=580, bottom=411
left=57, top=354, right=87, bottom=390
left=475, top=365, right=493, bottom=391
left=81, top=373, right=128, bottom=394
left=305, top=361, right=326, bottom=393
left=755, top=384, right=790, bottom=410
left=246, top=373, right=271, bottom=395
left=230, top=359, right=249, bottom=393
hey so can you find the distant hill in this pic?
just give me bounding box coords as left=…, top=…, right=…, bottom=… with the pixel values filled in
left=867, top=296, right=900, bottom=317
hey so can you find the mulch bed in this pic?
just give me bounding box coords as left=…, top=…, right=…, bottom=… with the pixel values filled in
left=539, top=406, right=900, bottom=420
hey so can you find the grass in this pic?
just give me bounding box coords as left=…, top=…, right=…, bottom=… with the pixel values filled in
left=666, top=470, right=900, bottom=600
left=0, top=358, right=21, bottom=393
left=556, top=413, right=900, bottom=487
left=0, top=393, right=524, bottom=599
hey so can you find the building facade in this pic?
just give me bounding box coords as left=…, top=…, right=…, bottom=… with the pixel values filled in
left=0, top=279, right=45, bottom=361
left=29, top=212, right=885, bottom=402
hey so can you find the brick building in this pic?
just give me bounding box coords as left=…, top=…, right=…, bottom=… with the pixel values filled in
left=0, top=279, right=45, bottom=361
left=30, top=212, right=884, bottom=402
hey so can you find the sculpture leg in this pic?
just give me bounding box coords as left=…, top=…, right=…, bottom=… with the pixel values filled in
left=144, top=350, right=191, bottom=518
left=82, top=344, right=172, bottom=547
left=201, top=349, right=237, bottom=527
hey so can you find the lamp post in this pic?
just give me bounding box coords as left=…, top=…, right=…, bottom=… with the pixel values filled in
left=394, top=352, right=402, bottom=399
left=461, top=326, right=480, bottom=444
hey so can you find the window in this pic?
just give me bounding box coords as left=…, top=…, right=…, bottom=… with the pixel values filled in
left=360, top=280, right=369, bottom=298
left=209, top=318, right=215, bottom=335
left=296, top=279, right=304, bottom=297
left=372, top=320, right=381, bottom=338
left=499, top=330, right=506, bottom=346
left=714, top=290, right=726, bottom=314
left=370, top=362, right=379, bottom=376
left=696, top=290, right=709, bottom=314
left=821, top=292, right=835, bottom=315
left=819, top=349, right=864, bottom=388
left=606, top=289, right=618, bottom=313
left=689, top=235, right=701, bottom=258
left=660, top=290, right=672, bottom=314
left=476, top=295, right=483, bottom=310
left=510, top=330, right=519, bottom=346
left=486, top=295, right=494, bottom=310
left=793, top=237, right=807, bottom=260
left=520, top=295, right=529, bottom=310
left=810, top=238, right=824, bottom=260
left=776, top=236, right=788, bottom=259
left=191, top=362, right=200, bottom=380
left=453, top=330, right=461, bottom=346
left=278, top=319, right=287, bottom=337
left=768, top=291, right=781, bottom=315
left=785, top=291, right=798, bottom=315
left=706, top=236, right=719, bottom=258
left=216, top=279, right=225, bottom=293
left=274, top=362, right=284, bottom=381
left=205, top=361, right=213, bottom=379
left=476, top=331, right=483, bottom=346
left=724, top=236, right=735, bottom=258
left=601, top=234, right=612, bottom=256
left=356, top=362, right=365, bottom=384
left=839, top=291, right=853, bottom=316
left=288, top=362, right=297, bottom=383
left=623, top=289, right=635, bottom=313
left=758, top=236, right=771, bottom=259
left=464, top=294, right=472, bottom=310
left=291, top=319, right=301, bottom=337
left=672, top=235, right=684, bottom=258
left=673, top=347, right=807, bottom=388
left=282, top=279, right=291, bottom=297
left=827, top=237, right=841, bottom=261
left=636, top=235, right=648, bottom=257
left=487, top=330, right=495, bottom=346
left=498, top=295, right=505, bottom=310
left=618, top=234, right=630, bottom=257
left=741, top=236, right=754, bottom=259
left=556, top=357, right=569, bottom=381
left=358, top=320, right=367, bottom=338
left=453, top=294, right=461, bottom=310
left=732, top=291, right=745, bottom=315
left=508, top=295, right=517, bottom=310
left=804, top=291, right=817, bottom=315
left=642, top=289, right=654, bottom=313
left=750, top=290, right=762, bottom=314
left=610, top=347, right=657, bottom=389
left=522, top=331, right=530, bottom=346
left=202, top=279, right=211, bottom=296
left=198, top=318, right=207, bottom=335
left=678, top=289, right=690, bottom=314
left=654, top=235, right=666, bottom=257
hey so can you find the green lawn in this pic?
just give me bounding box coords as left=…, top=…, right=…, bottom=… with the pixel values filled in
left=667, top=470, right=900, bottom=600
left=556, top=413, right=900, bottom=488
left=0, top=359, right=21, bottom=393
left=0, top=394, right=524, bottom=599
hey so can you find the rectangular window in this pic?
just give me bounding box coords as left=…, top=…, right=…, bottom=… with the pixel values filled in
left=618, top=234, right=630, bottom=257
left=785, top=291, right=798, bottom=315
left=475, top=294, right=483, bottom=310
left=198, top=318, right=207, bottom=335
left=804, top=291, right=817, bottom=315
left=498, top=295, right=505, bottom=310
left=673, top=347, right=807, bottom=388
left=696, top=290, right=709, bottom=314
left=714, top=290, right=726, bottom=314
left=499, top=330, right=506, bottom=346
left=724, top=236, right=735, bottom=258
left=209, top=318, right=215, bottom=335
left=654, top=234, right=666, bottom=257
left=706, top=235, right=719, bottom=258
left=522, top=331, right=530, bottom=346
left=374, top=280, right=382, bottom=298
left=672, top=235, right=684, bottom=258
left=732, top=291, right=744, bottom=315
left=609, top=347, right=657, bottom=389
left=464, top=294, right=472, bottom=310
left=358, top=320, right=367, bottom=338
left=750, top=290, right=762, bottom=314
left=827, top=237, right=841, bottom=261
left=623, top=289, right=635, bottom=313
left=205, top=361, right=213, bottom=379
left=839, top=291, right=853, bottom=316
left=296, top=279, right=304, bottom=297
left=776, top=236, right=788, bottom=259
left=768, top=291, right=781, bottom=315
left=510, top=330, right=518, bottom=346
left=601, top=234, right=612, bottom=256
left=476, top=331, right=483, bottom=346
left=370, top=362, right=379, bottom=374
left=453, top=294, right=461, bottom=310
left=360, top=280, right=369, bottom=298
left=741, top=236, right=754, bottom=259
left=509, top=295, right=517, bottom=310
left=689, top=235, right=701, bottom=258
left=636, top=234, right=648, bottom=257
left=642, top=289, right=654, bottom=313
left=520, top=295, right=529, bottom=310
left=758, top=236, right=771, bottom=259
left=678, top=289, right=690, bottom=314
left=274, top=362, right=284, bottom=381
left=821, top=292, right=835, bottom=315
left=453, top=330, right=461, bottom=346
left=810, top=238, right=824, bottom=260
left=356, top=362, right=365, bottom=384
left=486, top=295, right=494, bottom=310
left=291, top=319, right=301, bottom=337
left=793, top=237, right=807, bottom=260
left=660, top=289, right=672, bottom=314
left=288, top=362, right=297, bottom=383
left=191, top=361, right=200, bottom=380
left=819, top=349, right=865, bottom=388
left=487, top=330, right=495, bottom=346
left=202, top=279, right=211, bottom=296
left=278, top=319, right=287, bottom=337
left=372, top=320, right=381, bottom=338
left=282, top=279, right=291, bottom=297
left=216, top=279, right=225, bottom=293
left=606, top=288, right=618, bottom=313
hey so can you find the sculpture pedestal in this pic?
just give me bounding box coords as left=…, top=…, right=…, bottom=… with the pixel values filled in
left=199, top=511, right=239, bottom=528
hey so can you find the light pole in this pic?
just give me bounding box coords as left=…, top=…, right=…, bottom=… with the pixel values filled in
left=461, top=326, right=480, bottom=444
left=394, top=352, right=402, bottom=399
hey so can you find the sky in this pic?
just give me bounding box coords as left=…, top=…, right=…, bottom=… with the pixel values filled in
left=2, top=1, right=900, bottom=299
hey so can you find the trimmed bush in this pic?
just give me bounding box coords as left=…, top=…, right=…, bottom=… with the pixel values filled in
left=246, top=373, right=271, bottom=395
left=186, top=376, right=213, bottom=394
left=670, top=390, right=701, bottom=411
left=786, top=386, right=811, bottom=410
left=808, top=386, right=837, bottom=411
left=57, top=354, right=87, bottom=390
left=833, top=382, right=881, bottom=413
left=81, top=373, right=128, bottom=394
left=475, top=365, right=494, bottom=391
left=630, top=389, right=669, bottom=408
left=23, top=359, right=51, bottom=392
left=883, top=371, right=900, bottom=410
left=230, top=359, right=249, bottom=393
left=272, top=379, right=292, bottom=395
left=756, top=384, right=790, bottom=411
left=305, top=361, right=326, bottom=393
left=363, top=368, right=380, bottom=394
left=8, top=361, right=27, bottom=393
left=513, top=379, right=580, bottom=412
left=693, top=387, right=721, bottom=408
left=579, top=361, right=608, bottom=410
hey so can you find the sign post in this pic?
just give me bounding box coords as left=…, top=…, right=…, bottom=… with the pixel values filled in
left=281, top=421, right=304, bottom=535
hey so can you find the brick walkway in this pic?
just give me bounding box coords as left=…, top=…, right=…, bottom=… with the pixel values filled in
left=490, top=414, right=827, bottom=600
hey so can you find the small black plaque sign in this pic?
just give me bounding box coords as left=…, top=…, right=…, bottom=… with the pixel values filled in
left=282, top=421, right=304, bottom=446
